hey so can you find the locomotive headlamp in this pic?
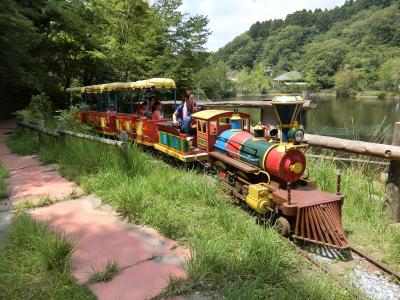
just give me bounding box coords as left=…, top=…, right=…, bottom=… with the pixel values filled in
left=287, top=128, right=304, bottom=142
left=294, top=129, right=304, bottom=142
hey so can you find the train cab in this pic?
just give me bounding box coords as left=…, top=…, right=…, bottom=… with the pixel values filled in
left=191, top=110, right=251, bottom=151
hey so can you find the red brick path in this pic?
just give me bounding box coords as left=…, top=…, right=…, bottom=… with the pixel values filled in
left=0, top=121, right=189, bottom=300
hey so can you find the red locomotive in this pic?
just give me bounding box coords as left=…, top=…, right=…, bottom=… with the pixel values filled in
left=67, top=78, right=348, bottom=249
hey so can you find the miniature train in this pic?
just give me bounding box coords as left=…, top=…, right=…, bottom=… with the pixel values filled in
left=68, top=78, right=348, bottom=249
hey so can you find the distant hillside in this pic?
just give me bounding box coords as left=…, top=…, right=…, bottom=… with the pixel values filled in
left=211, top=0, right=400, bottom=91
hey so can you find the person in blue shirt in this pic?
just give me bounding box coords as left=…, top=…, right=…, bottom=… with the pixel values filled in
left=173, top=91, right=196, bottom=134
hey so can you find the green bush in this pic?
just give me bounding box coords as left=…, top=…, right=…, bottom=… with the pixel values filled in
left=56, top=104, right=90, bottom=132
left=16, top=92, right=53, bottom=123
left=377, top=92, right=386, bottom=99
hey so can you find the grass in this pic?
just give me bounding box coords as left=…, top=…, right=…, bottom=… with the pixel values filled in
left=306, top=150, right=400, bottom=272
left=0, top=213, right=95, bottom=299
left=87, top=260, right=121, bottom=284
left=6, top=129, right=352, bottom=299
left=0, top=163, right=8, bottom=198
left=6, top=127, right=40, bottom=155
left=15, top=195, right=57, bottom=211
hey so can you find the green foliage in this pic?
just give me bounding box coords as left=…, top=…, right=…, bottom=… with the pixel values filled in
left=335, top=69, right=359, bottom=96
left=233, top=65, right=271, bottom=94
left=378, top=57, right=400, bottom=92
left=0, top=214, right=94, bottom=299
left=212, top=1, right=400, bottom=91
left=6, top=127, right=40, bottom=155
left=56, top=104, right=90, bottom=132
left=16, top=93, right=53, bottom=123
left=194, top=61, right=234, bottom=99
left=0, top=163, right=9, bottom=199
left=0, top=0, right=210, bottom=117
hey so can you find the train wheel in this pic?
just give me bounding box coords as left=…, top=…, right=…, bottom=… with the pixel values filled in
left=274, top=217, right=290, bottom=237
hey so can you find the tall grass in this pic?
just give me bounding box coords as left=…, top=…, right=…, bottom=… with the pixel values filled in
left=6, top=130, right=351, bottom=299
left=0, top=163, right=8, bottom=198
left=0, top=214, right=94, bottom=299
left=6, top=127, right=40, bottom=155
left=307, top=150, right=400, bottom=272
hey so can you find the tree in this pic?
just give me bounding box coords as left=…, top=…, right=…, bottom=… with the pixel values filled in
left=194, top=61, right=233, bottom=99
left=335, top=69, right=359, bottom=96
left=378, top=58, right=400, bottom=92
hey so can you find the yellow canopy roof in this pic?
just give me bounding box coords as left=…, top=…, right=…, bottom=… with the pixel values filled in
left=65, top=78, right=176, bottom=94
left=192, top=110, right=231, bottom=120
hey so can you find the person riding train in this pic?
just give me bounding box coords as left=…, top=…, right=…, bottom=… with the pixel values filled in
left=151, top=100, right=163, bottom=120
left=172, top=91, right=196, bottom=134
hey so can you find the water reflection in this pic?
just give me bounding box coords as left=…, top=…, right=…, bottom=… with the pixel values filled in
left=305, top=96, right=399, bottom=142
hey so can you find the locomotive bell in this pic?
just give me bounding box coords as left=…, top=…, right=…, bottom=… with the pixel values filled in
left=271, top=95, right=305, bottom=144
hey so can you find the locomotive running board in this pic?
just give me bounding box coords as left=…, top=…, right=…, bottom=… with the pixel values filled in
left=273, top=187, right=349, bottom=249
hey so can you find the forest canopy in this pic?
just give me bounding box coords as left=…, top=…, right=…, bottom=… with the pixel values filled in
left=0, top=0, right=210, bottom=118
left=212, top=0, right=400, bottom=93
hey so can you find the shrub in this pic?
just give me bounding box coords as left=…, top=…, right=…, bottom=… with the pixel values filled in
left=335, top=69, right=359, bottom=97
left=16, top=93, right=53, bottom=123
left=56, top=104, right=90, bottom=132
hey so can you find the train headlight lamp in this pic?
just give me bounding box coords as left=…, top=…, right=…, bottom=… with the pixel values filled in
left=288, top=128, right=304, bottom=143
left=294, top=129, right=304, bottom=142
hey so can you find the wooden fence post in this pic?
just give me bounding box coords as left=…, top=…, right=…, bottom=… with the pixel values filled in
left=37, top=119, right=45, bottom=144
left=387, top=122, right=400, bottom=222
left=120, top=131, right=129, bottom=163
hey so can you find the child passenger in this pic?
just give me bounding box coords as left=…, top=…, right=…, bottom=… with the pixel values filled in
left=152, top=100, right=163, bottom=120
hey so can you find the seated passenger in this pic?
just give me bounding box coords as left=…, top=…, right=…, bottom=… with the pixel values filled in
left=152, top=100, right=163, bottom=120
left=136, top=96, right=155, bottom=116
left=106, top=105, right=116, bottom=118
left=172, top=91, right=196, bottom=134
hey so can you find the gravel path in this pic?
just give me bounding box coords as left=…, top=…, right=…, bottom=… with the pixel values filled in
left=351, top=268, right=400, bottom=300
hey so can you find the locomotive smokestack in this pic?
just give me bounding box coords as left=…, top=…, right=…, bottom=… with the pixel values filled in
left=271, top=95, right=305, bottom=144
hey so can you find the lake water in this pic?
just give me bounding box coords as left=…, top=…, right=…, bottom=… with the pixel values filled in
left=304, top=96, right=400, bottom=143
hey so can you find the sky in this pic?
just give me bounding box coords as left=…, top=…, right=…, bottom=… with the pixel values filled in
left=179, top=0, right=347, bottom=52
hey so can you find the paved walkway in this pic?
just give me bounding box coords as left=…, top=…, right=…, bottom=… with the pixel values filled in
left=0, top=121, right=189, bottom=300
